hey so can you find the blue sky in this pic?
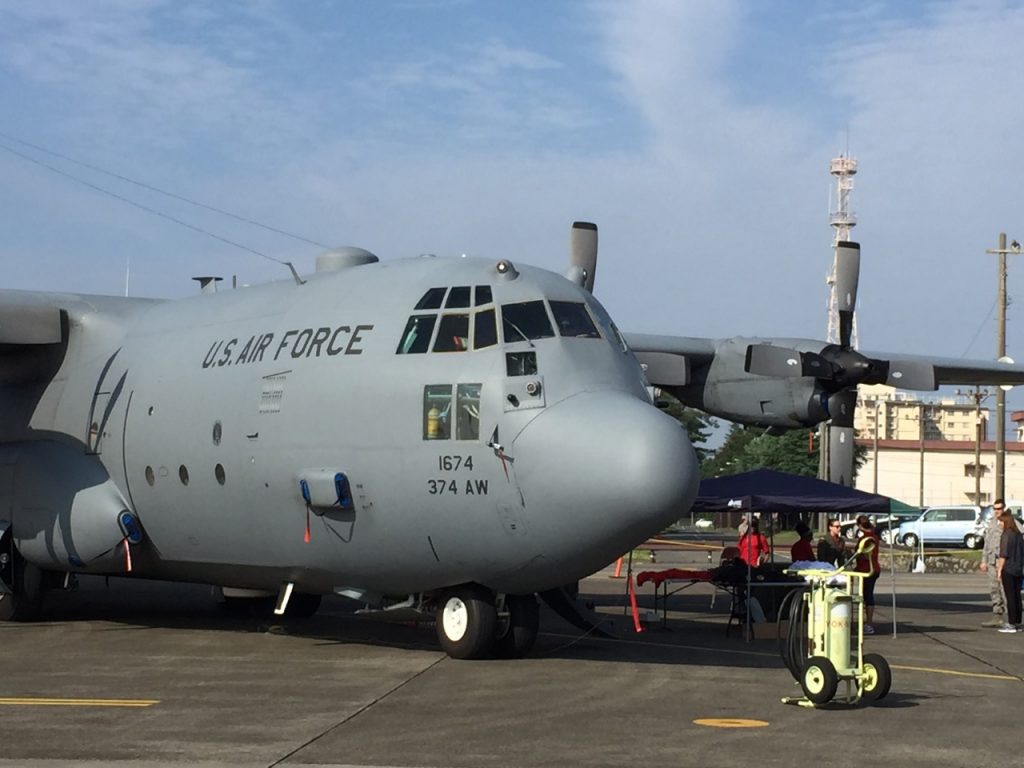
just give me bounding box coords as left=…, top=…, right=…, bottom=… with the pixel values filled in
left=3, top=0, right=1024, bottom=370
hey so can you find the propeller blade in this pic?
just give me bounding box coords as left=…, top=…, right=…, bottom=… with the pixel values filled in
left=745, top=344, right=830, bottom=378
left=570, top=221, right=598, bottom=292
left=835, top=241, right=860, bottom=348
left=884, top=358, right=937, bottom=390
left=827, top=425, right=856, bottom=486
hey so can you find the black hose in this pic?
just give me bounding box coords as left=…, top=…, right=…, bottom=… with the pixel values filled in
left=778, top=584, right=810, bottom=682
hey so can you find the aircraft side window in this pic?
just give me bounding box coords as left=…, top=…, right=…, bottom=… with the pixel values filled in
left=434, top=314, right=470, bottom=352
left=415, top=287, right=447, bottom=310
left=474, top=308, right=497, bottom=349
left=506, top=351, right=537, bottom=376
left=397, top=315, right=438, bottom=354
left=423, top=385, right=453, bottom=440
left=474, top=285, right=493, bottom=306
left=501, top=300, right=554, bottom=342
left=456, top=383, right=481, bottom=440
left=446, top=286, right=471, bottom=308
left=549, top=300, right=601, bottom=338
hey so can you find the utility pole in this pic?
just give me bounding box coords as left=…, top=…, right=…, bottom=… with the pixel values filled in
left=985, top=233, right=1021, bottom=501
left=957, top=386, right=991, bottom=504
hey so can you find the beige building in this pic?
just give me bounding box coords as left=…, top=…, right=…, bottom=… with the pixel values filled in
left=855, top=438, right=1024, bottom=507
left=854, top=384, right=987, bottom=443
left=850, top=385, right=1024, bottom=506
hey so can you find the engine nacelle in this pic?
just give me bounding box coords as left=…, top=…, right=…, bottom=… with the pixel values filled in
left=666, top=337, right=832, bottom=429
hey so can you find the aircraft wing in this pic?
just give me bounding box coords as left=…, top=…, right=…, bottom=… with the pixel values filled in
left=624, top=331, right=1024, bottom=430
left=858, top=349, right=1024, bottom=387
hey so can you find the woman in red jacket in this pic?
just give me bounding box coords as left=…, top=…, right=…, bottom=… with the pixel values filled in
left=738, top=516, right=770, bottom=567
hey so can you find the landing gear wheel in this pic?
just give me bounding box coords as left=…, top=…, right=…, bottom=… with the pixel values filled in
left=285, top=593, right=322, bottom=619
left=0, top=549, right=45, bottom=622
left=861, top=653, right=892, bottom=702
left=493, top=594, right=540, bottom=658
left=801, top=656, right=839, bottom=705
left=435, top=585, right=497, bottom=660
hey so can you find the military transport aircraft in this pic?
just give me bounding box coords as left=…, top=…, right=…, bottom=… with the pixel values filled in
left=2, top=222, right=1021, bottom=659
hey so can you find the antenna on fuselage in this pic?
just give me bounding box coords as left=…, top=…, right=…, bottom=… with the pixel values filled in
left=285, top=262, right=306, bottom=286
left=192, top=276, right=223, bottom=294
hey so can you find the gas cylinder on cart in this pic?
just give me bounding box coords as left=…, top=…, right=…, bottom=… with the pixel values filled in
left=810, top=588, right=852, bottom=664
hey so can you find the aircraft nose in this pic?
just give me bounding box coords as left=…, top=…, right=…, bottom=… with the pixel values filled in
left=510, top=391, right=699, bottom=571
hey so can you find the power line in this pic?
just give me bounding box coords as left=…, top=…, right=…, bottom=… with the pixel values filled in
left=0, top=130, right=328, bottom=250
left=0, top=138, right=299, bottom=267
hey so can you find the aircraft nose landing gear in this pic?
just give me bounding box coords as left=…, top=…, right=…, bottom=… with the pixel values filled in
left=434, top=586, right=540, bottom=659
left=436, top=585, right=497, bottom=659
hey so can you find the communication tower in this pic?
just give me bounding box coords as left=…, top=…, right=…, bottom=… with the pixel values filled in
left=826, top=154, right=857, bottom=345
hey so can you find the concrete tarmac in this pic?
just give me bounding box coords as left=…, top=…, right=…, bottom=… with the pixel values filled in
left=1, top=556, right=1022, bottom=768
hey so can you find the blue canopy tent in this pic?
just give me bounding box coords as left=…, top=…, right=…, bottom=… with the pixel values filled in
left=692, top=468, right=909, bottom=520
left=692, top=468, right=913, bottom=637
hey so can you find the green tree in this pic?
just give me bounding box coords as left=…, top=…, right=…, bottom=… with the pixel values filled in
left=702, top=422, right=867, bottom=480
left=658, top=395, right=718, bottom=465
left=701, top=423, right=759, bottom=478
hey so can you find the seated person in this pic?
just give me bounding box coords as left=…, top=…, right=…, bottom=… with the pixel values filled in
left=790, top=521, right=815, bottom=562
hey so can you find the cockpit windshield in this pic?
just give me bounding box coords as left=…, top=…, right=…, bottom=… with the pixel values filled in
left=549, top=301, right=601, bottom=338
left=399, top=288, right=602, bottom=354
left=501, top=300, right=555, bottom=343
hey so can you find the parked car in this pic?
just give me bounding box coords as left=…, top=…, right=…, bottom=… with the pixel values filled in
left=896, top=505, right=983, bottom=549
left=838, top=510, right=921, bottom=543
left=969, top=500, right=1024, bottom=548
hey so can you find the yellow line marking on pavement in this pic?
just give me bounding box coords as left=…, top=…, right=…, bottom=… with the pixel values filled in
left=694, top=718, right=769, bottom=728
left=0, top=697, right=159, bottom=707
left=891, top=664, right=1019, bottom=682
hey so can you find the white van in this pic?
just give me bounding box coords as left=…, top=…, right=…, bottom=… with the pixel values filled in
left=896, top=505, right=983, bottom=549
left=970, top=500, right=1024, bottom=547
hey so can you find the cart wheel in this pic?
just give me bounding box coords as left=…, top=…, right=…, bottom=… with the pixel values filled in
left=862, top=653, right=892, bottom=702
left=801, top=656, right=839, bottom=705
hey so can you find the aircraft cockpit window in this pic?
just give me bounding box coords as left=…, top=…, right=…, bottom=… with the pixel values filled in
left=456, top=384, right=481, bottom=440
left=474, top=285, right=493, bottom=306
left=445, top=286, right=471, bottom=308
left=549, top=301, right=601, bottom=338
left=501, top=301, right=554, bottom=343
left=423, top=385, right=453, bottom=439
left=433, top=314, right=470, bottom=352
left=474, top=308, right=497, bottom=349
left=415, top=287, right=447, bottom=310
left=397, top=315, right=438, bottom=354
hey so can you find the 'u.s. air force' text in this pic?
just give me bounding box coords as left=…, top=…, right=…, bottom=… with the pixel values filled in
left=202, top=325, right=374, bottom=368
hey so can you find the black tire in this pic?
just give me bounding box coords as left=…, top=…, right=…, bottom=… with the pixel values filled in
left=435, top=585, right=497, bottom=660
left=0, top=549, right=45, bottom=622
left=902, top=533, right=919, bottom=549
left=221, top=595, right=277, bottom=617
left=801, top=656, right=839, bottom=705
left=285, top=593, right=322, bottom=619
left=493, top=594, right=540, bottom=659
left=964, top=534, right=980, bottom=550
left=862, top=653, right=892, bottom=702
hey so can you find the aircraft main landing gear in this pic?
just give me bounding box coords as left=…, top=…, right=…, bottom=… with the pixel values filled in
left=0, top=543, right=46, bottom=622
left=493, top=593, right=540, bottom=658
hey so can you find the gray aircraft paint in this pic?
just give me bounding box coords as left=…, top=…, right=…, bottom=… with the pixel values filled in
left=1, top=255, right=695, bottom=600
